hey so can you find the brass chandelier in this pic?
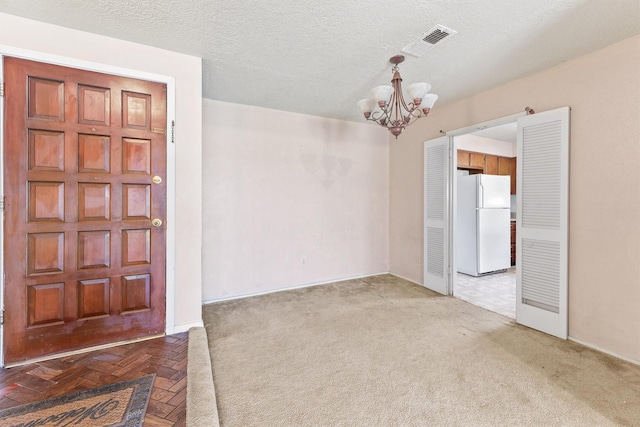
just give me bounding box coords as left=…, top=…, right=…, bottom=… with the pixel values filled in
left=357, top=55, right=438, bottom=138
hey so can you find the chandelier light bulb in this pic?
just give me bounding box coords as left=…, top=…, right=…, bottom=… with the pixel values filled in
left=421, top=93, right=439, bottom=114
left=370, top=85, right=394, bottom=107
left=357, top=99, right=376, bottom=118
left=406, top=82, right=431, bottom=104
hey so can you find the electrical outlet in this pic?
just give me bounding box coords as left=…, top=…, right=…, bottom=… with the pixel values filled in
left=417, top=254, right=422, bottom=265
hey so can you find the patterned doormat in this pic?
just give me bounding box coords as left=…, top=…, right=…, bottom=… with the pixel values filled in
left=0, top=374, right=155, bottom=427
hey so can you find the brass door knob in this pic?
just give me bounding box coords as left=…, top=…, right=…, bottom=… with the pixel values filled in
left=152, top=176, right=163, bottom=184
left=152, top=218, right=163, bottom=227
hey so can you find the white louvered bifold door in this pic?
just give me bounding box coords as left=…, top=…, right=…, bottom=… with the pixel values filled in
left=516, top=107, right=570, bottom=339
left=424, top=136, right=450, bottom=295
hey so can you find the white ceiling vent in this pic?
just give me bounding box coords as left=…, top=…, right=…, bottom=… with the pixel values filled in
left=401, top=25, right=457, bottom=58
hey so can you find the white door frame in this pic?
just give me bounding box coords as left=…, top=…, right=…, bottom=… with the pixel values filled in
left=444, top=113, right=525, bottom=296
left=0, top=45, right=177, bottom=367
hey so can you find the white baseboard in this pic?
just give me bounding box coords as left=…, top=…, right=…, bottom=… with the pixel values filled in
left=568, top=336, right=640, bottom=366
left=172, top=321, right=204, bottom=334
left=202, top=272, right=390, bottom=305
left=388, top=272, right=424, bottom=287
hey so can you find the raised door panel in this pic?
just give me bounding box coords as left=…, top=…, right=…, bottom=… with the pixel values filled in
left=78, top=85, right=110, bottom=126
left=77, top=231, right=111, bottom=269
left=27, top=232, right=65, bottom=275
left=122, top=184, right=151, bottom=220
left=122, top=229, right=151, bottom=266
left=78, top=183, right=111, bottom=221
left=28, top=77, right=64, bottom=120
left=27, top=283, right=65, bottom=327
left=122, top=91, right=151, bottom=130
left=122, top=274, right=151, bottom=313
left=122, top=138, right=151, bottom=175
left=78, top=135, right=110, bottom=173
left=78, top=278, right=110, bottom=319
left=29, top=130, right=65, bottom=171
left=28, top=182, right=65, bottom=222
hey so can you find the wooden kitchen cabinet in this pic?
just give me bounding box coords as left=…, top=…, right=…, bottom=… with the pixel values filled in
left=497, top=156, right=517, bottom=195
left=457, top=150, right=471, bottom=167
left=485, top=155, right=498, bottom=175
left=498, top=156, right=511, bottom=175
left=510, top=157, right=517, bottom=195
left=510, top=221, right=516, bottom=266
left=470, top=152, right=485, bottom=169
left=457, top=150, right=484, bottom=170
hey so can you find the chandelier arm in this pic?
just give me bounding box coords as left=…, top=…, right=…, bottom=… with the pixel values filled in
left=369, top=106, right=390, bottom=125
left=405, top=106, right=423, bottom=121
left=402, top=115, right=422, bottom=129
left=398, top=94, right=416, bottom=115
left=392, top=91, right=402, bottom=126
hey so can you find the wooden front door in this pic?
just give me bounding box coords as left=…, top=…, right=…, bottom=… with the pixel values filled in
left=3, top=57, right=167, bottom=365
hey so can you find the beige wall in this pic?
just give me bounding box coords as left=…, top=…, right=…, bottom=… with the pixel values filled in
left=202, top=99, right=389, bottom=300
left=390, top=35, right=640, bottom=361
left=0, top=13, right=204, bottom=331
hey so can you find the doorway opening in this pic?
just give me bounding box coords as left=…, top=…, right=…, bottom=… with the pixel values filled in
left=425, top=107, right=569, bottom=338
left=452, top=121, right=517, bottom=319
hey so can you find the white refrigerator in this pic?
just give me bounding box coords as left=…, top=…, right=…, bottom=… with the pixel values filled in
left=456, top=174, right=511, bottom=276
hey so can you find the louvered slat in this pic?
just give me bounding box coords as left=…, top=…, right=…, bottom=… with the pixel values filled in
left=521, top=239, right=560, bottom=312
left=426, top=144, right=445, bottom=221
left=522, top=120, right=562, bottom=229
left=427, top=227, right=444, bottom=277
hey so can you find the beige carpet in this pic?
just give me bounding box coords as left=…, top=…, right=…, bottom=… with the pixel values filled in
left=203, top=274, right=640, bottom=426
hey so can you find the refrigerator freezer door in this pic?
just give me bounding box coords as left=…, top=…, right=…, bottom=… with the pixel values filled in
left=456, top=175, right=479, bottom=276
left=478, top=174, right=511, bottom=208
left=477, top=208, right=511, bottom=274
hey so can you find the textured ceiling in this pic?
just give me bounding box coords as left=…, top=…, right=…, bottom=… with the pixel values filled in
left=0, top=0, right=639, bottom=123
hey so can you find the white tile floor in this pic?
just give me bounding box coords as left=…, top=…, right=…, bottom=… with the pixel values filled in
left=454, top=267, right=516, bottom=319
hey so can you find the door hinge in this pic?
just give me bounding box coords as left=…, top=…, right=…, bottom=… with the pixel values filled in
left=0, top=81, right=4, bottom=97
left=0, top=309, right=3, bottom=325
left=0, top=195, right=4, bottom=212
left=171, top=120, right=175, bottom=144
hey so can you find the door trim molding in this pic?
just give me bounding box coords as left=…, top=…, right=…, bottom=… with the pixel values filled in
left=0, top=45, right=177, bottom=366
left=445, top=112, right=526, bottom=137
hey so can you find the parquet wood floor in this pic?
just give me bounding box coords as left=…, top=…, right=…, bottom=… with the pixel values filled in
left=0, top=332, right=188, bottom=426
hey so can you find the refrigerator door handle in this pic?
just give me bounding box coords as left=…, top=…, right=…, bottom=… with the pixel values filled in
left=478, top=182, right=484, bottom=208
